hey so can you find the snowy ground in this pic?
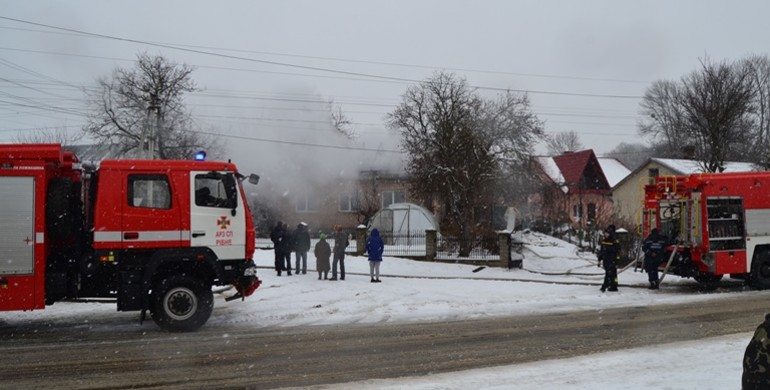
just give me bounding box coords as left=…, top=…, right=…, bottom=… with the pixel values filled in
left=2, top=231, right=759, bottom=389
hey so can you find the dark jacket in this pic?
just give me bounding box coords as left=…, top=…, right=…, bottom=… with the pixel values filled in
left=294, top=224, right=311, bottom=253
left=743, top=313, right=770, bottom=390
left=642, top=229, right=668, bottom=267
left=598, top=233, right=620, bottom=266
left=366, top=228, right=385, bottom=261
left=314, top=239, right=331, bottom=272
left=270, top=223, right=283, bottom=250
left=333, top=230, right=348, bottom=255
left=279, top=227, right=293, bottom=255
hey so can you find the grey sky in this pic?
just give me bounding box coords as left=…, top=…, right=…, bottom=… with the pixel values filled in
left=1, top=0, right=769, bottom=173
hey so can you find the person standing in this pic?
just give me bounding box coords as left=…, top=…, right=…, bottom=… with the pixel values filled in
left=642, top=228, right=668, bottom=289
left=366, top=228, right=385, bottom=283
left=314, top=232, right=331, bottom=280
left=330, top=225, right=348, bottom=281
left=743, top=313, right=770, bottom=389
left=270, top=221, right=284, bottom=276
left=598, top=224, right=620, bottom=292
left=294, top=222, right=311, bottom=275
left=279, top=222, right=293, bottom=276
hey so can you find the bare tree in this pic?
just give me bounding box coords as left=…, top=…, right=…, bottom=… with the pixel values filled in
left=14, top=127, right=82, bottom=145
left=387, top=72, right=544, bottom=256
left=744, top=55, right=770, bottom=169
left=83, top=53, right=219, bottom=160
left=546, top=131, right=584, bottom=155
left=639, top=58, right=754, bottom=172
left=605, top=142, right=653, bottom=170
left=329, top=103, right=356, bottom=139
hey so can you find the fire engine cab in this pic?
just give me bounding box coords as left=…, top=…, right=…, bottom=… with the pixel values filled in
left=643, top=172, right=770, bottom=288
left=0, top=144, right=261, bottom=331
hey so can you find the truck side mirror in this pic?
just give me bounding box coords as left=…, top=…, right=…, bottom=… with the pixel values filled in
left=248, top=174, right=260, bottom=185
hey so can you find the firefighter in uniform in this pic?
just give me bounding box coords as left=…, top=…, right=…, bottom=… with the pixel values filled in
left=598, top=224, right=620, bottom=292
left=743, top=313, right=770, bottom=389
left=642, top=228, right=668, bottom=289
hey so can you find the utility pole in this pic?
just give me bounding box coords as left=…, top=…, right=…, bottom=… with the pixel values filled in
left=145, top=93, right=160, bottom=159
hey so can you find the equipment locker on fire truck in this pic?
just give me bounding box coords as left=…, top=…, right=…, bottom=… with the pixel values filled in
left=0, top=144, right=262, bottom=331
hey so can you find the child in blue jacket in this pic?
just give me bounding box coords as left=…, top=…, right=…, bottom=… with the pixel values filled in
left=366, top=228, right=385, bottom=283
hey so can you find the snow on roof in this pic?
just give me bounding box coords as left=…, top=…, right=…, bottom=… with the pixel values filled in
left=536, top=156, right=568, bottom=193
left=653, top=158, right=757, bottom=174
left=597, top=157, right=631, bottom=188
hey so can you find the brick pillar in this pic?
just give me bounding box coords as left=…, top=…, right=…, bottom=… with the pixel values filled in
left=356, top=225, right=367, bottom=256
left=426, top=229, right=437, bottom=261
left=499, top=231, right=511, bottom=268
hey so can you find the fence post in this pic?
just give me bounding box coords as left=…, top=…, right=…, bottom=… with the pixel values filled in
left=356, top=225, right=367, bottom=256
left=426, top=229, right=437, bottom=261
left=498, top=231, right=511, bottom=268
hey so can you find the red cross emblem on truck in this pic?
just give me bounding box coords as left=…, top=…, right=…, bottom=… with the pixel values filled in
left=217, top=216, right=230, bottom=229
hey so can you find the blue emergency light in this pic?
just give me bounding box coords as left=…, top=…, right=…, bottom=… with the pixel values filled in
left=194, top=151, right=206, bottom=161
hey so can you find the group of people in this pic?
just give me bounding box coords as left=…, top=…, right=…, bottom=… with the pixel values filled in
left=270, top=221, right=385, bottom=283
left=596, top=224, right=670, bottom=293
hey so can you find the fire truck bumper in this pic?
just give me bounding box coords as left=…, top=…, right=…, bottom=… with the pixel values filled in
left=226, top=260, right=261, bottom=302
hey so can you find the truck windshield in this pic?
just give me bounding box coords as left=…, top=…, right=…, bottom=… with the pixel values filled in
left=194, top=172, right=237, bottom=209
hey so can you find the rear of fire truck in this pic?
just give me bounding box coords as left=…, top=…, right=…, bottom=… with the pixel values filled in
left=643, top=173, right=770, bottom=289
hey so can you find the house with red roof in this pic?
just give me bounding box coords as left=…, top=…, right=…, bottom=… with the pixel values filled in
left=530, top=149, right=629, bottom=231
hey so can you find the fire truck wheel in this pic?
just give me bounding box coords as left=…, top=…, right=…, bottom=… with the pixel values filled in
left=151, top=275, right=214, bottom=332
left=751, top=253, right=770, bottom=290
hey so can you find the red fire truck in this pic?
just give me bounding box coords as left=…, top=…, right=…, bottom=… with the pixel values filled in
left=0, top=144, right=261, bottom=331
left=643, top=172, right=770, bottom=288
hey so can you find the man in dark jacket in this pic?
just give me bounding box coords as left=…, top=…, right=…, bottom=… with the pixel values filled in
left=270, top=221, right=284, bottom=276
left=598, top=224, right=620, bottom=292
left=294, top=222, right=311, bottom=275
left=743, top=313, right=770, bottom=389
left=279, top=223, right=293, bottom=276
left=330, top=225, right=348, bottom=281
left=642, top=228, right=668, bottom=289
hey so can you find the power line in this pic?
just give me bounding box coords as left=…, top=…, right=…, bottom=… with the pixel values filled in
left=0, top=16, right=645, bottom=100
left=0, top=25, right=652, bottom=85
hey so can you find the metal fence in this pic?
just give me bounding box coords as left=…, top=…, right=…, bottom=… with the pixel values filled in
left=435, top=234, right=500, bottom=261
left=379, top=231, right=428, bottom=257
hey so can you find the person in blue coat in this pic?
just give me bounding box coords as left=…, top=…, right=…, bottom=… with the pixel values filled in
left=367, top=228, right=385, bottom=283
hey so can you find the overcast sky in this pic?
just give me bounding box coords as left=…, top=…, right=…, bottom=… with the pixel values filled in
left=2, top=0, right=770, bottom=173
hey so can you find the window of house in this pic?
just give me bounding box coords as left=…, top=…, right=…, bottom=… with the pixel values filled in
left=381, top=190, right=405, bottom=208
left=338, top=191, right=360, bottom=212
left=296, top=190, right=320, bottom=213
left=587, top=203, right=597, bottom=221
left=648, top=168, right=659, bottom=185
left=128, top=174, right=171, bottom=209
left=573, top=204, right=583, bottom=219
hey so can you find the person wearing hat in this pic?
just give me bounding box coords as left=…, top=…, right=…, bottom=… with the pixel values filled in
left=314, top=232, right=331, bottom=280
left=597, top=224, right=620, bottom=292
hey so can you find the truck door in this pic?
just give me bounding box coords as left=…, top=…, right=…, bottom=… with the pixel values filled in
left=190, top=171, right=246, bottom=260
left=121, top=173, right=182, bottom=248
left=0, top=176, right=39, bottom=310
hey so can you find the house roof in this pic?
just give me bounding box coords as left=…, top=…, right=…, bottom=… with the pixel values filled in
left=553, top=150, right=595, bottom=186
left=536, top=149, right=615, bottom=193
left=651, top=158, right=757, bottom=175
left=597, top=157, right=631, bottom=188
left=612, top=157, right=760, bottom=190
